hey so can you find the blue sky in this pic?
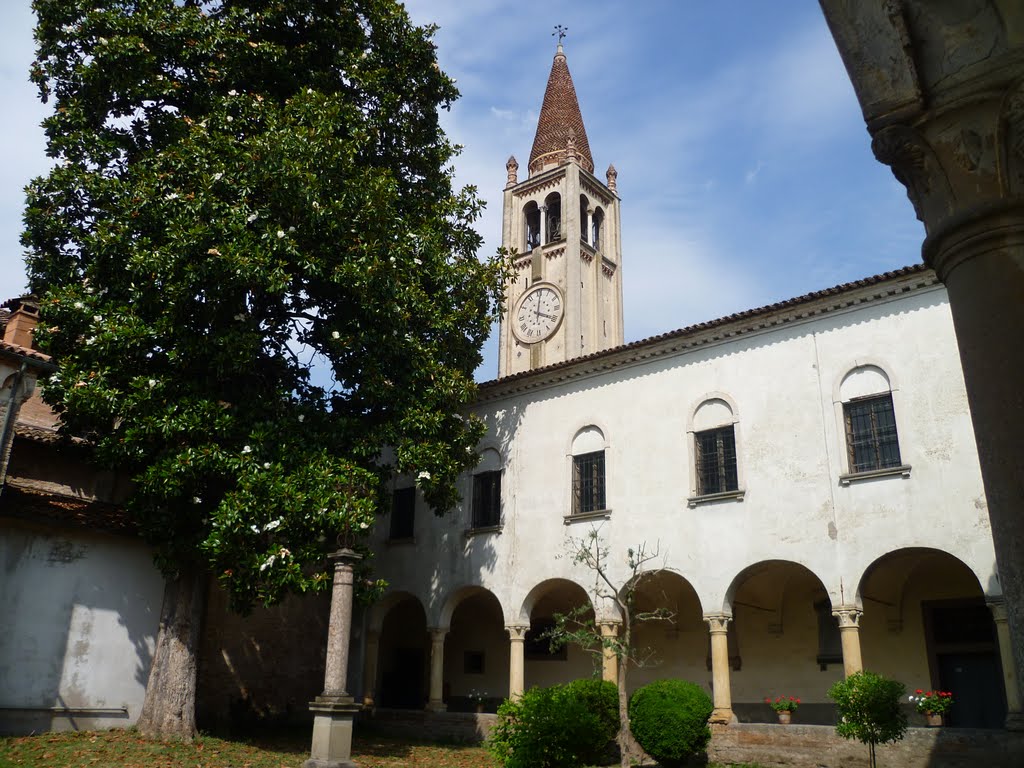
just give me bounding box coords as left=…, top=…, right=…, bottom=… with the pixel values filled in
left=0, top=2, right=924, bottom=380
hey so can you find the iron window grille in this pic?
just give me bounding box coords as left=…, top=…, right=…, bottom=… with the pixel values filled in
left=695, top=426, right=738, bottom=495
left=472, top=470, right=501, bottom=528
left=844, top=393, right=901, bottom=473
left=572, top=450, right=606, bottom=514
left=389, top=487, right=415, bottom=540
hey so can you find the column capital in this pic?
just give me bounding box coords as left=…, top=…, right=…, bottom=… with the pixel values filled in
left=428, top=626, right=448, bottom=642
left=598, top=620, right=622, bottom=634
left=987, top=597, right=1009, bottom=623
left=505, top=624, right=529, bottom=641
left=703, top=613, right=732, bottom=634
left=327, top=547, right=363, bottom=566
left=832, top=606, right=863, bottom=628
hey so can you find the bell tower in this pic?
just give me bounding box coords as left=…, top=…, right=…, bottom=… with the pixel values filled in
left=498, top=39, right=624, bottom=378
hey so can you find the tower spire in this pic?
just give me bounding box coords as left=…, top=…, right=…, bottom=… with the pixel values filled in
left=528, top=30, right=593, bottom=176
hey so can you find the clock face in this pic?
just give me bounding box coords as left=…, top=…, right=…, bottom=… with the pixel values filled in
left=512, top=284, right=564, bottom=343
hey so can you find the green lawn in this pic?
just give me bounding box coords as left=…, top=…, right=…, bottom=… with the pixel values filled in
left=0, top=729, right=765, bottom=768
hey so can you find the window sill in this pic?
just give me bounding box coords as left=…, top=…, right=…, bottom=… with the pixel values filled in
left=563, top=509, right=612, bottom=525
left=687, top=489, right=745, bottom=508
left=464, top=525, right=502, bottom=538
left=839, top=464, right=912, bottom=486
left=386, top=536, right=417, bottom=546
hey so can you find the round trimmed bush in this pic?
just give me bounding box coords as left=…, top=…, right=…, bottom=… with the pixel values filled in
left=562, top=678, right=619, bottom=763
left=628, top=679, right=714, bottom=767
left=488, top=680, right=617, bottom=768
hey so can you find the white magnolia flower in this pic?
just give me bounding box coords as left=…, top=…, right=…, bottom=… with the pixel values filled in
left=147, top=379, right=157, bottom=388
left=417, top=470, right=431, bottom=482
left=288, top=226, right=296, bottom=232
left=263, top=462, right=271, bottom=469
left=413, top=258, right=422, bottom=266
left=264, top=519, right=282, bottom=531
left=165, top=192, right=179, bottom=200
left=279, top=547, right=291, bottom=558
left=259, top=554, right=276, bottom=572
left=93, top=315, right=102, bottom=323
left=331, top=330, right=340, bottom=339
left=212, top=172, right=223, bottom=181
left=250, top=524, right=260, bottom=533
left=242, top=445, right=252, bottom=454
left=226, top=115, right=233, bottom=122
left=192, top=496, right=202, bottom=504
left=74, top=301, right=84, bottom=309
left=307, top=88, right=314, bottom=94
left=359, top=521, right=369, bottom=530
left=228, top=89, right=238, bottom=96
left=98, top=37, right=108, bottom=45
left=85, top=337, right=96, bottom=346
left=312, top=201, right=320, bottom=209
left=297, top=414, right=305, bottom=423
left=277, top=230, right=285, bottom=239
left=247, top=213, right=258, bottom=223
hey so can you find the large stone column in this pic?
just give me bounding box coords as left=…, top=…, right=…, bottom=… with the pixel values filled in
left=833, top=607, right=864, bottom=677
left=704, top=614, right=734, bottom=724
left=304, top=549, right=362, bottom=768
left=820, top=1, right=1024, bottom=704
left=599, top=622, right=620, bottom=686
left=989, top=599, right=1024, bottom=729
left=507, top=624, right=529, bottom=700
left=361, top=630, right=380, bottom=709
left=426, top=628, right=447, bottom=712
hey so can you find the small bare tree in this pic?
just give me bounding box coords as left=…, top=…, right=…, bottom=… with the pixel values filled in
left=546, top=527, right=673, bottom=768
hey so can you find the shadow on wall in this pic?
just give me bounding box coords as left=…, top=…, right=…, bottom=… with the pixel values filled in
left=0, top=518, right=163, bottom=735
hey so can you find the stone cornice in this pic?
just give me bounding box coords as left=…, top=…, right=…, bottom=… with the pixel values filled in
left=480, top=265, right=937, bottom=403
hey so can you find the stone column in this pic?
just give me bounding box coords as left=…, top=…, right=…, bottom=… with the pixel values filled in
left=540, top=205, right=548, bottom=245
left=426, top=628, right=447, bottom=712
left=507, top=625, right=529, bottom=700
left=304, top=549, right=362, bottom=768
left=832, top=607, right=864, bottom=678
left=704, top=614, right=734, bottom=724
left=988, top=599, right=1024, bottom=730
left=361, top=630, right=380, bottom=709
left=599, top=622, right=620, bottom=686
left=820, top=0, right=1024, bottom=710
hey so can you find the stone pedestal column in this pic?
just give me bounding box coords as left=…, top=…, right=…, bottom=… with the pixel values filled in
left=704, top=614, right=734, bottom=724
left=426, top=628, right=447, bottom=712
left=304, top=549, right=362, bottom=768
left=988, top=599, right=1024, bottom=730
left=361, top=630, right=380, bottom=709
left=832, top=607, right=864, bottom=677
left=599, top=622, right=620, bottom=686
left=506, top=625, right=528, bottom=700
left=820, top=0, right=1024, bottom=710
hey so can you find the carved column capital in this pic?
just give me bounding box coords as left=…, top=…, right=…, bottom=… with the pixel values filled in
left=832, top=607, right=863, bottom=628
left=505, top=624, right=529, bottom=642
left=428, top=627, right=448, bottom=644
left=987, top=597, right=1009, bottom=623
left=704, top=613, right=732, bottom=634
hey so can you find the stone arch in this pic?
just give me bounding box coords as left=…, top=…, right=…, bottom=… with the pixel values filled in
left=579, top=193, right=590, bottom=244
left=544, top=191, right=562, bottom=243
left=855, top=547, right=1005, bottom=728
left=591, top=205, right=604, bottom=250
left=517, top=577, right=596, bottom=690
left=373, top=591, right=429, bottom=709
left=522, top=200, right=540, bottom=251
left=438, top=585, right=508, bottom=711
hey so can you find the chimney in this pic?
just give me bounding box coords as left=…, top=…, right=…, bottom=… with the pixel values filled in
left=3, top=299, right=40, bottom=350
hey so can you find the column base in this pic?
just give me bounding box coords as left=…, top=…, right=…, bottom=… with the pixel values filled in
left=710, top=708, right=735, bottom=725
left=1005, top=712, right=1024, bottom=731
left=305, top=696, right=362, bottom=768
left=425, top=700, right=447, bottom=713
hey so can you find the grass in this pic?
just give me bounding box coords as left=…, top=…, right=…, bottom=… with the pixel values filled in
left=0, top=729, right=767, bottom=768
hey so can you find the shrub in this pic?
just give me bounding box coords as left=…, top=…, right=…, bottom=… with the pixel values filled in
left=828, top=671, right=907, bottom=768
left=562, top=678, right=619, bottom=763
left=488, top=680, right=616, bottom=768
left=628, top=679, right=714, bottom=767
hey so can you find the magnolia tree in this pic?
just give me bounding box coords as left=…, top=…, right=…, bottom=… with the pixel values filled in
left=23, top=0, right=506, bottom=739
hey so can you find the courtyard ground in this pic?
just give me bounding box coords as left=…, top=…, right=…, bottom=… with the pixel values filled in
left=0, top=728, right=767, bottom=768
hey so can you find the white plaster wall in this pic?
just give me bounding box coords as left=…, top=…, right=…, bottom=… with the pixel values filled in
left=369, top=283, right=997, bottom=704
left=0, top=520, right=164, bottom=734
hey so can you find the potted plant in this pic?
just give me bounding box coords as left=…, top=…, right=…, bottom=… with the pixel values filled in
left=469, top=689, right=489, bottom=713
left=765, top=695, right=800, bottom=724
left=909, top=689, right=953, bottom=726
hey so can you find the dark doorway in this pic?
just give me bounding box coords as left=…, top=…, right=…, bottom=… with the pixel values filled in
left=925, top=599, right=1005, bottom=728
left=380, top=647, right=425, bottom=709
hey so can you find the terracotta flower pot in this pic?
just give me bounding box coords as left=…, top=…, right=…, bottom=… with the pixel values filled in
left=925, top=712, right=943, bottom=727
left=777, top=711, right=792, bottom=725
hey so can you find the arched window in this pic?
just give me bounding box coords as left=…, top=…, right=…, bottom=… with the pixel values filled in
left=591, top=207, right=604, bottom=251
left=471, top=448, right=502, bottom=529
left=544, top=192, right=561, bottom=244
left=571, top=426, right=606, bottom=515
left=689, top=397, right=742, bottom=502
left=523, top=201, right=540, bottom=251
left=840, top=366, right=902, bottom=475
left=579, top=195, right=590, bottom=245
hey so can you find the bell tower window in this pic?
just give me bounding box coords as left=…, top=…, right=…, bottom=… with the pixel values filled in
left=544, top=192, right=561, bottom=244
left=523, top=201, right=540, bottom=251
left=580, top=195, right=590, bottom=245
left=592, top=207, right=604, bottom=251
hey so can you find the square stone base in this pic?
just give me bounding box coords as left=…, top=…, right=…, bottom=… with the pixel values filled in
left=303, top=696, right=362, bottom=768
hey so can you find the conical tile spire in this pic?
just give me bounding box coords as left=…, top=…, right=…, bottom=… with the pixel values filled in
left=528, top=43, right=594, bottom=176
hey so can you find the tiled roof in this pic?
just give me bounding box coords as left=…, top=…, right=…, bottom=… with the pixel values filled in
left=529, top=46, right=594, bottom=175
left=0, top=338, right=54, bottom=366
left=481, top=264, right=934, bottom=393
left=0, top=484, right=135, bottom=537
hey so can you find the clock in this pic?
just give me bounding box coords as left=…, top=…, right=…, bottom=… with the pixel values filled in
left=512, top=283, right=564, bottom=343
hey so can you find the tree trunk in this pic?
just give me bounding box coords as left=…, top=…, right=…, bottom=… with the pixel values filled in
left=617, top=619, right=642, bottom=768
left=136, top=566, right=208, bottom=741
